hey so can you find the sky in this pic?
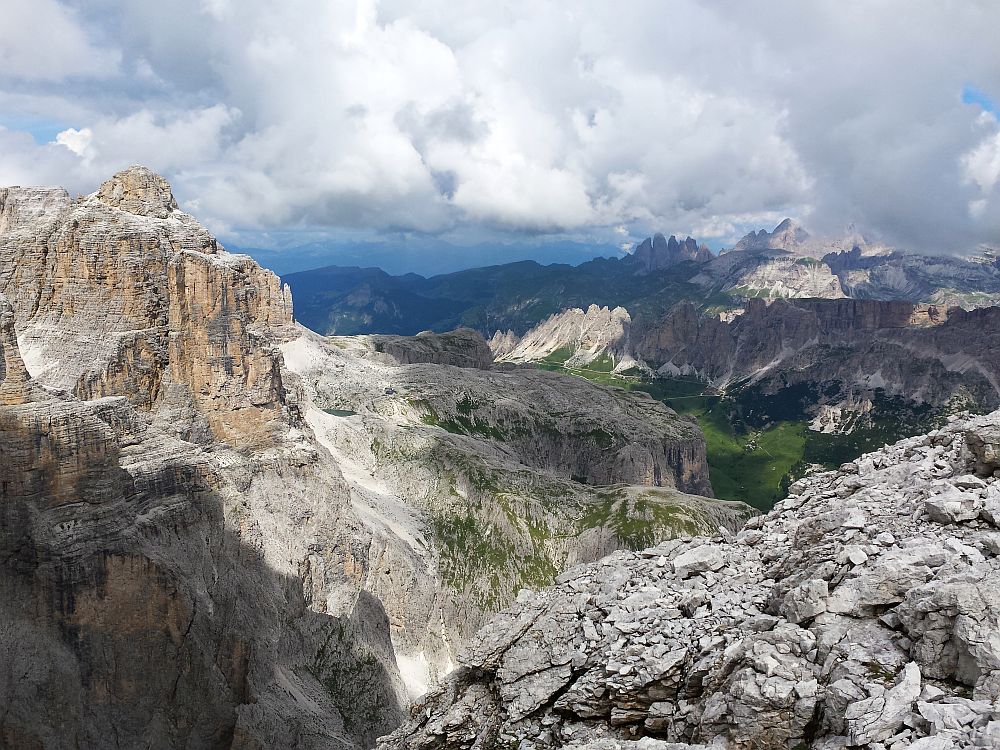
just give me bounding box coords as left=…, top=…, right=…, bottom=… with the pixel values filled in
left=1, top=0, right=1000, bottom=260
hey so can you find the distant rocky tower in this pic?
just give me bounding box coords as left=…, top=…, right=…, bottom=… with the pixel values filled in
left=0, top=166, right=294, bottom=446
left=627, top=232, right=713, bottom=273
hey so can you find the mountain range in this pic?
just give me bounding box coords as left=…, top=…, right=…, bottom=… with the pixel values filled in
left=238, top=237, right=623, bottom=277
left=283, top=219, right=1000, bottom=338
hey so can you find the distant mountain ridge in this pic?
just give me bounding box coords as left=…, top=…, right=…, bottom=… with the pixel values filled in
left=238, top=237, right=623, bottom=276
left=284, top=219, right=1000, bottom=338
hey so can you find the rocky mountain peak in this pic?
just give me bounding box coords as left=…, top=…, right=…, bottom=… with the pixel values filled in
left=628, top=232, right=712, bottom=274
left=770, top=217, right=810, bottom=246
left=736, top=217, right=812, bottom=253
left=95, top=164, right=180, bottom=219
left=2, top=168, right=294, bottom=446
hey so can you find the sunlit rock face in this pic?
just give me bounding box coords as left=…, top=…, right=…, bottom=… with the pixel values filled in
left=0, top=165, right=294, bottom=447
left=0, top=257, right=407, bottom=749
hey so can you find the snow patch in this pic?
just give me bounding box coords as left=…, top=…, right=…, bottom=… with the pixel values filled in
left=396, top=651, right=432, bottom=700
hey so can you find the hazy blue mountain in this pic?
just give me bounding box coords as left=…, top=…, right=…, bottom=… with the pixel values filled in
left=235, top=238, right=622, bottom=276
left=282, top=232, right=718, bottom=335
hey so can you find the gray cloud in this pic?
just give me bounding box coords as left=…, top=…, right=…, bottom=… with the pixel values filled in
left=0, top=0, right=998, bottom=252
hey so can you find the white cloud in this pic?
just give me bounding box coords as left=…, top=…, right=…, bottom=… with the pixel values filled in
left=0, top=0, right=119, bottom=80
left=55, top=127, right=93, bottom=159
left=963, top=131, right=1000, bottom=193
left=1, top=0, right=999, bottom=251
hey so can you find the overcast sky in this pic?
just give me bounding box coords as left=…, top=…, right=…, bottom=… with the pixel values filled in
left=1, top=0, right=999, bottom=254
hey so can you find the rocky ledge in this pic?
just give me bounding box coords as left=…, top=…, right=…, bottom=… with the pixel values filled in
left=332, top=328, right=495, bottom=369
left=380, top=410, right=1000, bottom=750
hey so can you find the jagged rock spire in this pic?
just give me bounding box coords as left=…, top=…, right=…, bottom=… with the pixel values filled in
left=0, top=294, right=40, bottom=405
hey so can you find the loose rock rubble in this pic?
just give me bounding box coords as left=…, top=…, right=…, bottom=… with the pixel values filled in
left=379, top=411, right=1000, bottom=749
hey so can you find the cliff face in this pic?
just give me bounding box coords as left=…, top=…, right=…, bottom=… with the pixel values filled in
left=0, top=166, right=293, bottom=446
left=497, top=305, right=632, bottom=369
left=0, top=294, right=407, bottom=749
left=503, top=297, right=1000, bottom=415
left=281, top=331, right=742, bottom=690
left=626, top=233, right=713, bottom=274
left=380, top=409, right=1000, bottom=750
left=698, top=219, right=1000, bottom=309
left=633, top=298, right=1000, bottom=410
left=398, top=367, right=711, bottom=493
left=333, top=328, right=495, bottom=369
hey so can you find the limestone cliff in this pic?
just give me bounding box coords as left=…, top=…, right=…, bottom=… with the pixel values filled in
left=282, top=330, right=745, bottom=690
left=498, top=305, right=633, bottom=370
left=626, top=233, right=713, bottom=274
left=488, top=329, right=520, bottom=358
left=380, top=409, right=1000, bottom=749
left=0, top=165, right=293, bottom=447
left=697, top=219, right=1000, bottom=308
left=502, top=298, right=1000, bottom=419
left=333, top=328, right=494, bottom=369
left=634, top=298, right=1000, bottom=411
left=0, top=296, right=407, bottom=749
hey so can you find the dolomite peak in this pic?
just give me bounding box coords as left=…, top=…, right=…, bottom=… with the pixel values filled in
left=0, top=166, right=294, bottom=446
left=95, top=164, right=181, bottom=219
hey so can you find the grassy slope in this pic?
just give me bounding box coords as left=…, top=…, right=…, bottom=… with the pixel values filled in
left=394, top=388, right=752, bottom=610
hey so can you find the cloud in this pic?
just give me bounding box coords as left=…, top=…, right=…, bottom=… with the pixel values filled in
left=1, top=0, right=999, bottom=252
left=0, top=0, right=119, bottom=80
left=55, top=128, right=93, bottom=159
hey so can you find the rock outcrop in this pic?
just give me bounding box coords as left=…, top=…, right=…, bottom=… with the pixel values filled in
left=0, top=165, right=294, bottom=447
left=281, top=330, right=746, bottom=690
left=634, top=298, right=1000, bottom=411
left=699, top=219, right=1000, bottom=308
left=626, top=234, right=713, bottom=274
left=2, top=168, right=755, bottom=746
left=734, top=217, right=814, bottom=253
left=498, top=305, right=632, bottom=369
left=488, top=329, right=520, bottom=358
left=501, top=297, right=1000, bottom=419
left=0, top=293, right=45, bottom=405
left=380, top=410, right=1000, bottom=749
left=333, top=328, right=494, bottom=369
left=0, top=291, right=407, bottom=748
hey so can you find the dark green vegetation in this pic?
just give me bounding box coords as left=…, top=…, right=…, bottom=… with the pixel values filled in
left=424, top=458, right=738, bottom=610
left=284, top=256, right=724, bottom=336
left=536, top=359, right=962, bottom=511
left=324, top=407, right=358, bottom=417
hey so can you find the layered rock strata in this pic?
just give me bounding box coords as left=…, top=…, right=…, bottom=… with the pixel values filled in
left=0, top=165, right=294, bottom=447
left=497, top=305, right=633, bottom=370
left=0, top=293, right=407, bottom=749
left=1, top=168, right=754, bottom=747
left=332, top=328, right=494, bottom=369
left=496, top=298, right=1000, bottom=414
left=281, top=330, right=746, bottom=689
left=626, top=234, right=713, bottom=274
